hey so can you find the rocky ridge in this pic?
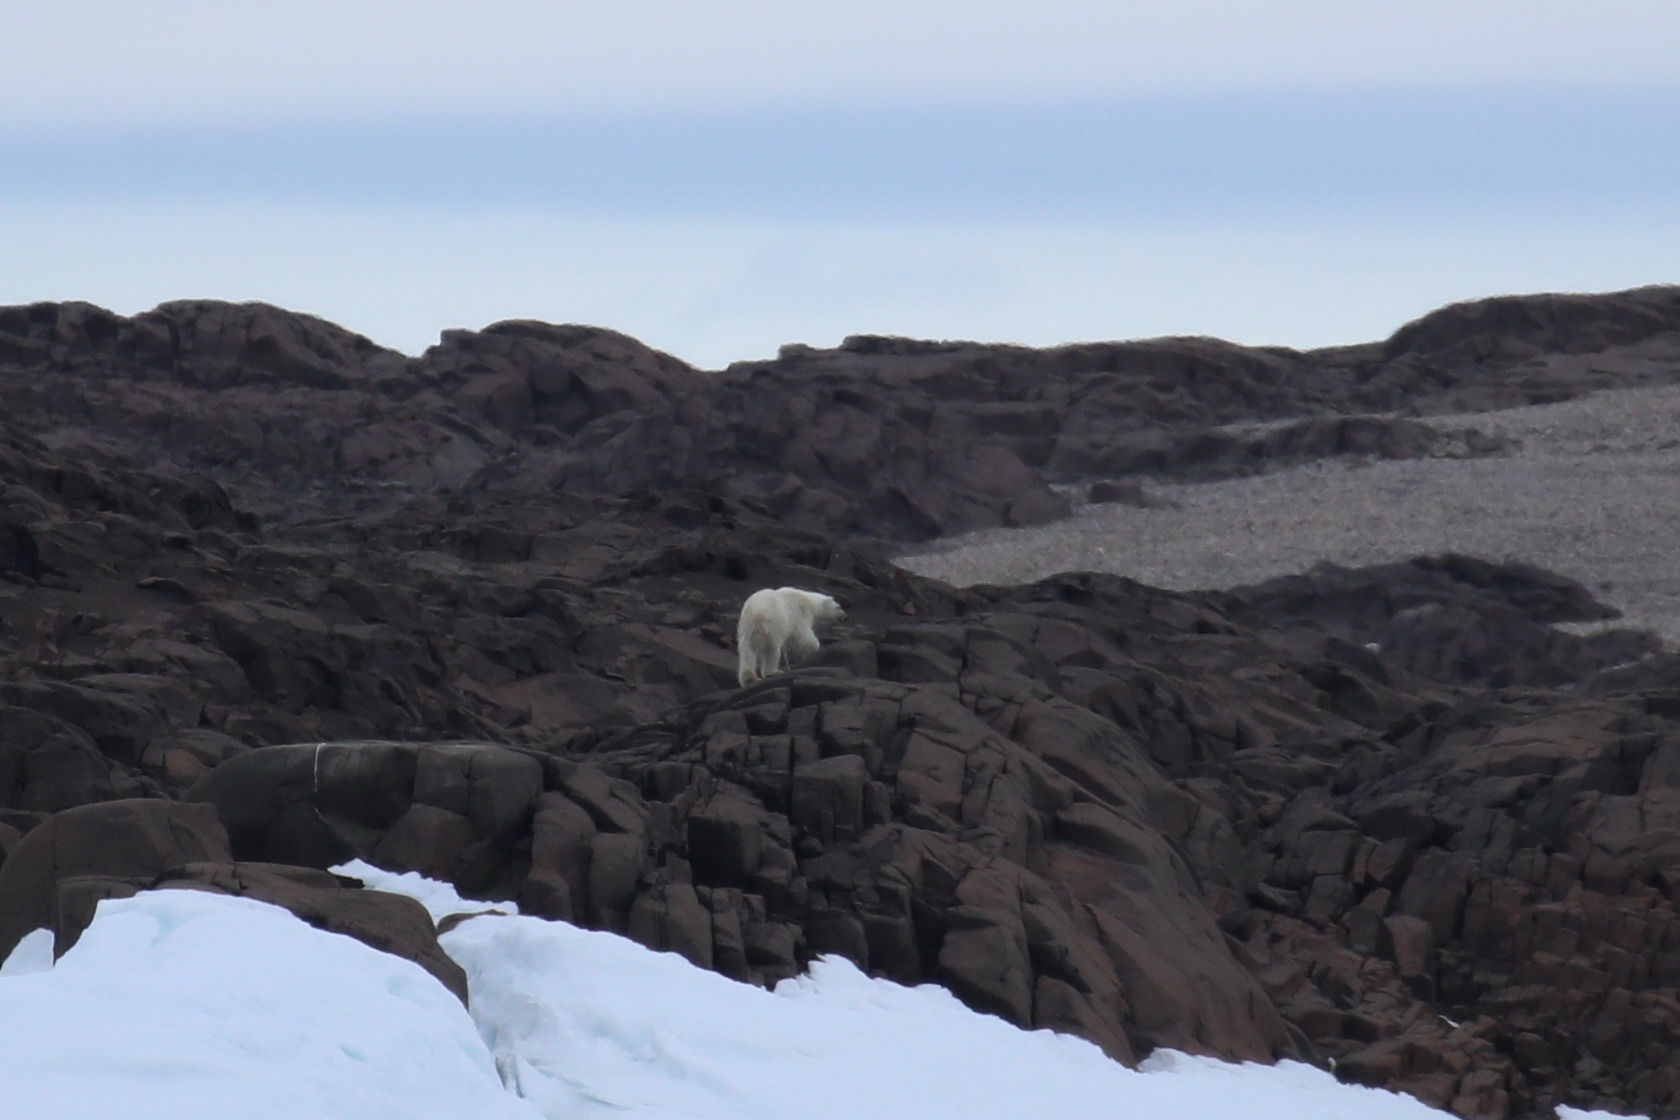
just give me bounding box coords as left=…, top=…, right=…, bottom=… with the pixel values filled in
left=3, top=288, right=1680, bottom=1118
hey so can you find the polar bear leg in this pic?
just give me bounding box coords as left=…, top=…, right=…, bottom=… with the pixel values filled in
left=782, top=623, right=820, bottom=669
left=761, top=627, right=788, bottom=678
left=738, top=608, right=783, bottom=685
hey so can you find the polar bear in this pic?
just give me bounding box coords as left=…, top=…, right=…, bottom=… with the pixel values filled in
left=736, top=586, right=846, bottom=686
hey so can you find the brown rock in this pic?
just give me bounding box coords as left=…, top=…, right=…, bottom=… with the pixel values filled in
left=628, top=881, right=714, bottom=968
left=0, top=798, right=230, bottom=960
left=1379, top=915, right=1438, bottom=999
left=162, top=861, right=469, bottom=1002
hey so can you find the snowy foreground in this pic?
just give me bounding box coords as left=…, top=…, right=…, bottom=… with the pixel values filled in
left=0, top=862, right=1636, bottom=1120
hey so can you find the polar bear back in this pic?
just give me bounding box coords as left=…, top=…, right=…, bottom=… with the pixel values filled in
left=736, top=586, right=845, bottom=686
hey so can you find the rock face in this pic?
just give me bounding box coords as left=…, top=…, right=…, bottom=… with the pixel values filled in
left=0, top=299, right=1068, bottom=542
left=1213, top=556, right=1661, bottom=690
left=4, top=287, right=1680, bottom=1118
left=5, top=287, right=1680, bottom=543
left=0, top=798, right=467, bottom=1000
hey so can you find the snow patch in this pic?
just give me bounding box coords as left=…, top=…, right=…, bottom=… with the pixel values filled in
left=0, top=926, right=55, bottom=977
left=438, top=910, right=1456, bottom=1120
left=1, top=863, right=1651, bottom=1120
left=0, top=889, right=538, bottom=1120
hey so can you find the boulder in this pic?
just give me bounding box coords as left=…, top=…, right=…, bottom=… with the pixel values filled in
left=0, top=798, right=231, bottom=960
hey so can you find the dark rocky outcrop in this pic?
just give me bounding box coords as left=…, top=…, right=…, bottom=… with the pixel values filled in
left=175, top=690, right=1302, bottom=1064
left=0, top=798, right=465, bottom=1000
left=1211, top=555, right=1662, bottom=690
left=4, top=286, right=1679, bottom=544
left=0, top=798, right=232, bottom=961
left=4, top=287, right=1680, bottom=1118
left=1080, top=415, right=1505, bottom=484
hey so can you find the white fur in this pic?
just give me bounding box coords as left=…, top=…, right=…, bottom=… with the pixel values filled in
left=736, top=587, right=846, bottom=686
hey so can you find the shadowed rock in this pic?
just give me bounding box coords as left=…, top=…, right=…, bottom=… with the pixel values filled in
left=0, top=798, right=468, bottom=1000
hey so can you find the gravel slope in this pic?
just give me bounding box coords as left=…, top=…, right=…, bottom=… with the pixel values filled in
left=896, top=384, right=1680, bottom=644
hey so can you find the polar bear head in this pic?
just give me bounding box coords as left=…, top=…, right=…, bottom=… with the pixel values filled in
left=802, top=590, right=845, bottom=623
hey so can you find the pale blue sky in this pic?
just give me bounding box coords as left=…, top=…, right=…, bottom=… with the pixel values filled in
left=3, top=2, right=1678, bottom=366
